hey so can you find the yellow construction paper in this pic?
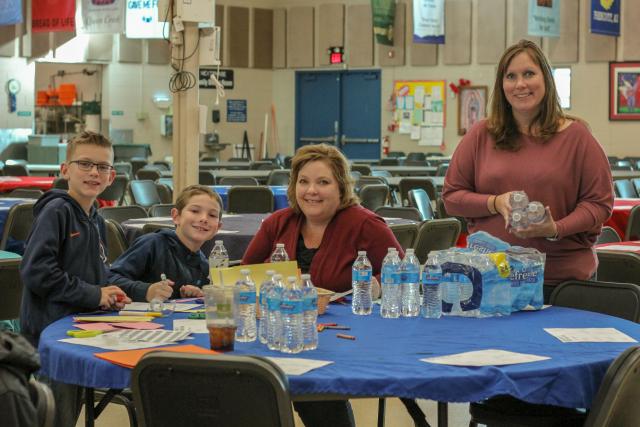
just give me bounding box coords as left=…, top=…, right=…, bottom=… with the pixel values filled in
left=210, top=261, right=299, bottom=291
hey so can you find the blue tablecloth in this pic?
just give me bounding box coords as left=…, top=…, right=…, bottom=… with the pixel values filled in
left=38, top=305, right=640, bottom=408
left=210, top=185, right=289, bottom=211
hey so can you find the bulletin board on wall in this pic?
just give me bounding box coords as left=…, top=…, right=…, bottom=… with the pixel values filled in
left=393, top=80, right=446, bottom=146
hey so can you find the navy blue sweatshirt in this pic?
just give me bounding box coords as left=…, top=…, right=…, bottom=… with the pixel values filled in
left=20, top=190, right=109, bottom=346
left=109, top=229, right=209, bottom=301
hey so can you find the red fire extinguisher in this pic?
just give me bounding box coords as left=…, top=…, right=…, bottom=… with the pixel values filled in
left=382, top=136, right=390, bottom=156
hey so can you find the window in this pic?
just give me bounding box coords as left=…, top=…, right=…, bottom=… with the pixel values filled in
left=552, top=67, right=571, bottom=109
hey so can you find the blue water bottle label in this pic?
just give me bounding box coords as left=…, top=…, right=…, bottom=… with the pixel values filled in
left=267, top=296, right=280, bottom=311
left=303, top=296, right=317, bottom=311
left=352, top=270, right=372, bottom=282
left=280, top=299, right=303, bottom=314
left=404, top=272, right=419, bottom=283
left=238, top=291, right=256, bottom=305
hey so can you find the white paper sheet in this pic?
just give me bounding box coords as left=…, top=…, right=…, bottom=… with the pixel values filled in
left=119, top=329, right=191, bottom=343
left=214, top=230, right=240, bottom=234
left=521, top=304, right=551, bottom=311
left=544, top=328, right=637, bottom=343
left=597, top=245, right=640, bottom=252
left=266, top=357, right=333, bottom=375
left=123, top=303, right=201, bottom=312
left=410, top=125, right=421, bottom=140
left=421, top=349, right=550, bottom=366
left=59, top=331, right=174, bottom=351
left=173, top=319, right=208, bottom=334
left=419, top=126, right=443, bottom=146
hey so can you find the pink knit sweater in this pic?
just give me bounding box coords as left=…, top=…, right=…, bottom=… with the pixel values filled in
left=442, top=120, right=614, bottom=284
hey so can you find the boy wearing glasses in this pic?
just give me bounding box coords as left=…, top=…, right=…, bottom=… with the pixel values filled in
left=20, top=131, right=131, bottom=427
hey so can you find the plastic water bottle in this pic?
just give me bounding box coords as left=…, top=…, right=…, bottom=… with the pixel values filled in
left=267, top=274, right=285, bottom=350
left=526, top=201, right=547, bottom=224
left=421, top=252, right=442, bottom=319
left=258, top=270, right=276, bottom=344
left=352, top=251, right=373, bottom=315
left=281, top=276, right=303, bottom=354
left=401, top=249, right=421, bottom=317
left=380, top=248, right=401, bottom=318
left=509, top=209, right=529, bottom=230
left=300, top=274, right=318, bottom=350
left=234, top=269, right=256, bottom=342
left=509, top=191, right=529, bottom=210
left=270, top=243, right=289, bottom=262
left=208, top=240, right=229, bottom=281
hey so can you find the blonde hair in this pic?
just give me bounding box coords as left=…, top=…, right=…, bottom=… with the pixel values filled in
left=287, top=144, right=358, bottom=214
left=66, top=131, right=113, bottom=160
left=487, top=39, right=566, bottom=151
left=175, top=185, right=223, bottom=220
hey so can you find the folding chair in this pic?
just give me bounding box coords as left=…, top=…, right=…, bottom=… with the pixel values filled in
left=389, top=223, right=418, bottom=250
left=99, top=205, right=148, bottom=225
left=155, top=183, right=173, bottom=204
left=413, top=218, right=461, bottom=264
left=129, top=180, right=162, bottom=208
left=399, top=178, right=437, bottom=205
left=0, top=202, right=35, bottom=254
left=408, top=188, right=435, bottom=221
left=104, top=219, right=129, bottom=264
left=136, top=168, right=162, bottom=182
left=596, top=251, right=640, bottom=284
left=142, top=223, right=174, bottom=234
left=351, top=164, right=372, bottom=176
left=52, top=177, right=68, bottom=190
left=625, top=205, right=640, bottom=241
left=374, top=206, right=422, bottom=222
left=219, top=176, right=259, bottom=186
left=30, top=378, right=56, bottom=427
left=149, top=204, right=174, bottom=217
left=614, top=179, right=638, bottom=198
left=98, top=175, right=129, bottom=206
left=0, top=258, right=23, bottom=321
left=3, top=163, right=29, bottom=176
left=7, top=188, right=43, bottom=199
left=198, top=170, right=216, bottom=185
left=227, top=186, right=274, bottom=213
left=267, top=170, right=290, bottom=186
left=551, top=280, right=640, bottom=322
left=359, top=184, right=389, bottom=212
left=596, top=226, right=621, bottom=244
left=132, top=352, right=294, bottom=427
left=406, top=152, right=426, bottom=161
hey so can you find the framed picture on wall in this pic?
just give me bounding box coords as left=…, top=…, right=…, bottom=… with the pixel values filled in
left=458, top=86, right=488, bottom=135
left=609, top=62, right=640, bottom=120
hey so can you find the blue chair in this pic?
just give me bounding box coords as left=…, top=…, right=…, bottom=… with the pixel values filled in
left=614, top=179, right=639, bottom=198
left=407, top=189, right=435, bottom=221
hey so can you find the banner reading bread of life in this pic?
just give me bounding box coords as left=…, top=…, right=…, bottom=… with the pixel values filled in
left=413, top=0, right=445, bottom=44
left=0, top=0, right=22, bottom=26
left=527, top=0, right=560, bottom=37
left=32, top=0, right=76, bottom=33
left=591, top=0, right=620, bottom=36
left=80, top=0, right=125, bottom=34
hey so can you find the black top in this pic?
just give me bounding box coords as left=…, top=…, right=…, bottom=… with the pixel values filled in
left=296, top=233, right=318, bottom=274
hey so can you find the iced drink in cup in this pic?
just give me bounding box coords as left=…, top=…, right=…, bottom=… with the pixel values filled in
left=203, top=284, right=237, bottom=351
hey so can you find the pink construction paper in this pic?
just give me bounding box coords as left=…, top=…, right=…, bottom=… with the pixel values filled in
left=113, top=322, right=163, bottom=330
left=73, top=323, right=118, bottom=332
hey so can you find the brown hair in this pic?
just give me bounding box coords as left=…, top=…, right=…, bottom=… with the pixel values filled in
left=175, top=184, right=223, bottom=220
left=66, top=131, right=113, bottom=160
left=287, top=144, right=358, bottom=214
left=486, top=39, right=566, bottom=151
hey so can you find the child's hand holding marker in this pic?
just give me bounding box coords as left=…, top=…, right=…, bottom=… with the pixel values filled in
left=146, top=273, right=174, bottom=302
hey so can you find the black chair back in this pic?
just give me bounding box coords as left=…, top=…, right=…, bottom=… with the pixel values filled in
left=113, top=162, right=132, bottom=178
left=29, top=378, right=56, bottom=427
left=408, top=189, right=435, bottom=221
left=130, top=157, right=148, bottom=177
left=155, top=183, right=173, bottom=204
left=614, top=179, right=639, bottom=198
left=584, top=346, right=640, bottom=427
left=406, top=152, right=426, bottom=161
left=198, top=170, right=216, bottom=185
left=436, top=163, right=449, bottom=177
left=596, top=226, right=621, bottom=245
left=149, top=204, right=174, bottom=217
left=399, top=178, right=437, bottom=205
left=99, top=205, right=148, bottom=224
left=267, top=170, right=290, bottom=186
left=132, top=352, right=295, bottom=427
left=98, top=175, right=129, bottom=205
left=52, top=178, right=68, bottom=190
left=351, top=164, right=372, bottom=176
left=0, top=202, right=35, bottom=254
left=7, top=188, right=43, bottom=199
left=136, top=168, right=162, bottom=181
left=153, top=161, right=171, bottom=171
left=597, top=251, right=640, bottom=284
left=626, top=205, right=640, bottom=241
left=104, top=219, right=129, bottom=264
left=387, top=151, right=405, bottom=158
left=550, top=280, right=640, bottom=322
left=3, top=164, right=29, bottom=176
left=413, top=218, right=461, bottom=264
left=219, top=177, right=259, bottom=186
left=374, top=206, right=422, bottom=222
left=228, top=186, right=274, bottom=213
left=379, top=158, right=399, bottom=166
left=0, top=258, right=23, bottom=320
left=130, top=180, right=162, bottom=208
left=142, top=223, right=174, bottom=234
left=359, top=184, right=389, bottom=212
left=389, top=223, right=418, bottom=250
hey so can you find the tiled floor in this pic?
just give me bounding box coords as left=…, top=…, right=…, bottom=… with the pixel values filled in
left=77, top=398, right=471, bottom=426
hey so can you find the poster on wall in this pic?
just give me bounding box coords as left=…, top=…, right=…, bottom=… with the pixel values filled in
left=393, top=80, right=446, bottom=146
left=227, top=100, right=247, bottom=123
left=0, top=0, right=22, bottom=26
left=413, top=0, right=445, bottom=44
left=591, top=0, right=620, bottom=36
left=528, top=0, right=560, bottom=37
left=199, top=69, right=235, bottom=89
left=609, top=62, right=640, bottom=120
left=32, top=0, right=75, bottom=33
left=80, top=0, right=125, bottom=34
left=125, top=0, right=168, bottom=39
left=371, top=0, right=396, bottom=46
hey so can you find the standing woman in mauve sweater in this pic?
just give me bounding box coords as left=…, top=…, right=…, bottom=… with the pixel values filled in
left=442, top=39, right=614, bottom=302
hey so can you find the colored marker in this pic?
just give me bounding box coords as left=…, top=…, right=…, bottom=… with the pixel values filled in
left=336, top=333, right=356, bottom=341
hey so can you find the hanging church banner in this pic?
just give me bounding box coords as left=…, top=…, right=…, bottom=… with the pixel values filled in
left=413, top=0, right=445, bottom=44
left=527, top=0, right=560, bottom=37
left=371, top=0, right=396, bottom=46
left=0, top=0, right=22, bottom=26
left=125, top=0, right=167, bottom=38
left=32, top=0, right=75, bottom=32
left=80, top=0, right=125, bottom=34
left=591, top=0, right=620, bottom=36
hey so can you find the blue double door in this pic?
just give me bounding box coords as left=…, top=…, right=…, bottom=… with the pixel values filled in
left=295, top=70, right=381, bottom=160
